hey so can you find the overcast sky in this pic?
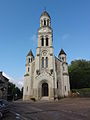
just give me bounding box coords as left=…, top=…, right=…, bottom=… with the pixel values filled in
left=0, top=0, right=90, bottom=87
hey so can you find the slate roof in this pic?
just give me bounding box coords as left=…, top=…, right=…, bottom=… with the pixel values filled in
left=59, top=48, right=66, bottom=55
left=40, top=10, right=50, bottom=19
left=27, top=49, right=34, bottom=57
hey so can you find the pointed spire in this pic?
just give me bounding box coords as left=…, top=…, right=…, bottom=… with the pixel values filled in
left=59, top=48, right=66, bottom=56
left=27, top=49, right=34, bottom=57
left=40, top=10, right=50, bottom=19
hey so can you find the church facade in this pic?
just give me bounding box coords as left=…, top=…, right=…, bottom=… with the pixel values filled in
left=23, top=11, right=70, bottom=101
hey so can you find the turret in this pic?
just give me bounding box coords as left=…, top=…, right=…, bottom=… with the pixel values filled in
left=58, top=48, right=68, bottom=74
left=58, top=48, right=67, bottom=63
left=58, top=49, right=70, bottom=96
left=25, top=49, right=34, bottom=73
left=26, top=49, right=34, bottom=64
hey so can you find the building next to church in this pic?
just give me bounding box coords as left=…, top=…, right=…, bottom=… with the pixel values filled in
left=23, top=11, right=70, bottom=101
left=0, top=72, right=9, bottom=100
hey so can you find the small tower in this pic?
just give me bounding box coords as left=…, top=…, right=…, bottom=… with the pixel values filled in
left=26, top=49, right=34, bottom=74
left=58, top=48, right=70, bottom=96
left=58, top=48, right=66, bottom=62
left=58, top=48, right=68, bottom=75
left=27, top=49, right=34, bottom=63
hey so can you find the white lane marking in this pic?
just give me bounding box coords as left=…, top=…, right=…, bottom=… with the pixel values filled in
left=16, top=113, right=20, bottom=116
left=10, top=111, right=28, bottom=120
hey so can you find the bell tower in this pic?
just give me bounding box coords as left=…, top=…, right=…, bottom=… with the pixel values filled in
left=37, top=11, right=53, bottom=48
left=35, top=11, right=54, bottom=73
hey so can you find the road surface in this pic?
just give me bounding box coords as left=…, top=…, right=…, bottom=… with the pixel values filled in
left=3, top=98, right=90, bottom=120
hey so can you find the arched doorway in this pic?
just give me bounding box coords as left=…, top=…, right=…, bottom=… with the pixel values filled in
left=42, top=83, right=48, bottom=96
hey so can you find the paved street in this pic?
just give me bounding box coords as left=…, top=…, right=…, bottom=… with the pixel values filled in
left=3, top=98, right=90, bottom=120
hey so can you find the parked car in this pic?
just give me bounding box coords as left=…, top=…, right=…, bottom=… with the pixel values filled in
left=0, top=104, right=4, bottom=119
left=0, top=112, right=3, bottom=119
left=0, top=99, right=9, bottom=118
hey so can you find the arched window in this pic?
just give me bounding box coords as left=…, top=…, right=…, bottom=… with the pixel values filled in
left=27, top=86, right=28, bottom=91
left=41, top=20, right=43, bottom=26
left=46, top=57, right=48, bottom=68
left=29, top=58, right=30, bottom=63
left=47, top=19, right=49, bottom=26
left=41, top=37, right=44, bottom=46
left=63, top=66, right=65, bottom=71
left=44, top=20, right=46, bottom=26
left=62, top=57, right=64, bottom=61
left=57, top=81, right=58, bottom=88
left=46, top=37, right=48, bottom=46
left=31, top=58, right=32, bottom=62
left=65, top=86, right=66, bottom=91
left=28, top=67, right=29, bottom=72
left=42, top=57, right=44, bottom=68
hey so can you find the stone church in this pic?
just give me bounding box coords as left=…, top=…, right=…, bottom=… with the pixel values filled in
left=23, top=11, right=70, bottom=101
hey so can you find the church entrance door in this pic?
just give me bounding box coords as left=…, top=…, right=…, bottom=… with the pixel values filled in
left=42, top=83, right=48, bottom=96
